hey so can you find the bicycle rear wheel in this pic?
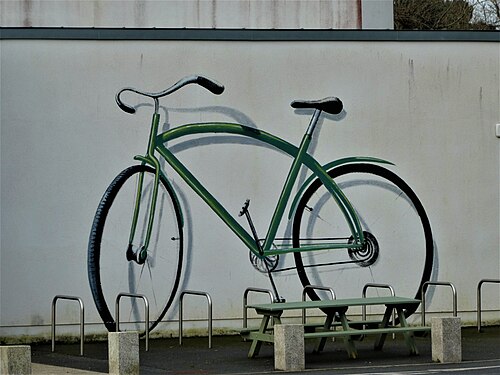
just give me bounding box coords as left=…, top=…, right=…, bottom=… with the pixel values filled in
left=292, top=163, right=433, bottom=318
left=88, top=165, right=183, bottom=333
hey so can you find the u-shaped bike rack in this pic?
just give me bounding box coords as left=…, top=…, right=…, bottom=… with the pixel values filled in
left=302, top=285, right=336, bottom=324
left=421, top=281, right=457, bottom=326
left=179, top=290, right=213, bottom=348
left=362, top=283, right=396, bottom=322
left=115, top=292, right=150, bottom=351
left=477, top=278, right=500, bottom=332
left=243, top=287, right=275, bottom=329
left=51, top=295, right=85, bottom=356
left=362, top=283, right=396, bottom=336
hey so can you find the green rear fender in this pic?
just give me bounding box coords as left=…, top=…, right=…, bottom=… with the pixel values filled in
left=288, top=157, right=394, bottom=220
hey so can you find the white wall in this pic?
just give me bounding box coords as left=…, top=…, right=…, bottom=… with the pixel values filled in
left=1, top=0, right=366, bottom=29
left=1, top=38, right=499, bottom=340
left=1, top=0, right=394, bottom=30
left=362, top=0, right=394, bottom=29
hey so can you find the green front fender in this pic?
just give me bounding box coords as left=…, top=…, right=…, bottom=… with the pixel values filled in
left=287, top=157, right=394, bottom=220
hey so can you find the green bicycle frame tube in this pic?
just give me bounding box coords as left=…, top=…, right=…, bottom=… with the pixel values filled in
left=151, top=121, right=365, bottom=257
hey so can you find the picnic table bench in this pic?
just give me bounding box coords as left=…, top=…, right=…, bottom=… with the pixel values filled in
left=241, top=296, right=430, bottom=359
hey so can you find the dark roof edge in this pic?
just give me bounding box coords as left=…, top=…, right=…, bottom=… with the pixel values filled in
left=0, top=28, right=498, bottom=42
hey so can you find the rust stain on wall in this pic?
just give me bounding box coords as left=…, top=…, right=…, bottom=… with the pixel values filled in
left=93, top=0, right=102, bottom=27
left=134, top=0, right=146, bottom=27
left=22, top=0, right=33, bottom=27
left=357, top=0, right=362, bottom=28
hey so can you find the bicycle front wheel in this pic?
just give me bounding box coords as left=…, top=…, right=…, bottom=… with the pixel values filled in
left=292, top=163, right=433, bottom=318
left=88, top=165, right=183, bottom=333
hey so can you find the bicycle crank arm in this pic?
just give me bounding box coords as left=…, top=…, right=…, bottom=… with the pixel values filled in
left=239, top=199, right=284, bottom=302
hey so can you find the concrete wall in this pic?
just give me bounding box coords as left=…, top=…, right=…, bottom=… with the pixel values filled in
left=362, top=0, right=393, bottom=29
left=0, top=0, right=393, bottom=29
left=1, top=35, right=498, bottom=341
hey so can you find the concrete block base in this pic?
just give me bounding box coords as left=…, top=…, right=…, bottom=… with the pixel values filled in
left=0, top=345, right=32, bottom=375
left=431, top=317, right=462, bottom=363
left=108, top=331, right=140, bottom=375
left=274, top=324, right=305, bottom=371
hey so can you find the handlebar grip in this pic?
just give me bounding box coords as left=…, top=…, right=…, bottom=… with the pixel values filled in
left=195, top=75, right=225, bottom=95
left=115, top=90, right=136, bottom=114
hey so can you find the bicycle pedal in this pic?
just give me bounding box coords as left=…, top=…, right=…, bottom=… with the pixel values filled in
left=239, top=199, right=250, bottom=217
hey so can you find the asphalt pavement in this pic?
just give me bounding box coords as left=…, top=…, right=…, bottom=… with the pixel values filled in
left=30, top=325, right=500, bottom=374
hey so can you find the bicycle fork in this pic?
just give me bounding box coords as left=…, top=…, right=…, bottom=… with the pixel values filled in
left=126, top=165, right=161, bottom=265
left=127, top=112, right=163, bottom=265
left=239, top=200, right=284, bottom=303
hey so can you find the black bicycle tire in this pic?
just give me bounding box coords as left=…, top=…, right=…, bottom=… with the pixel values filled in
left=88, top=165, right=183, bottom=332
left=292, top=163, right=433, bottom=318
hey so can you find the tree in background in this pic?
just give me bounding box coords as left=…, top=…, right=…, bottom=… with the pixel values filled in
left=394, top=0, right=499, bottom=30
left=469, top=0, right=500, bottom=28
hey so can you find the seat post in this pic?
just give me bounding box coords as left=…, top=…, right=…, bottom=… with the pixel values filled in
left=306, top=109, right=322, bottom=136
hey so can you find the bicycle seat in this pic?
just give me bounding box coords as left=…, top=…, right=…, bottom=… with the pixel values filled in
left=291, top=97, right=343, bottom=115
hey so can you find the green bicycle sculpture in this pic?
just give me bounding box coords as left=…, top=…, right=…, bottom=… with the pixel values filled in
left=88, top=75, right=433, bottom=333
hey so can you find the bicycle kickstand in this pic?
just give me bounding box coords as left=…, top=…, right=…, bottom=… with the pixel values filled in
left=239, top=199, right=285, bottom=303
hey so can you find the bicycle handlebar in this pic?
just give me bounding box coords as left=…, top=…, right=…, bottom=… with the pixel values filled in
left=116, top=75, right=225, bottom=114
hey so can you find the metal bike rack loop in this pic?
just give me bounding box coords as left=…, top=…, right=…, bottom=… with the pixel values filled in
left=115, top=293, right=150, bottom=351
left=302, top=285, right=336, bottom=324
left=243, top=287, right=275, bottom=329
left=51, top=295, right=84, bottom=356
left=362, top=283, right=396, bottom=337
left=477, top=278, right=500, bottom=332
left=421, top=281, right=457, bottom=326
left=179, top=290, right=213, bottom=348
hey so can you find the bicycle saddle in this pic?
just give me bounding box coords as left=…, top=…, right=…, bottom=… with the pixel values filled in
left=291, top=97, right=343, bottom=115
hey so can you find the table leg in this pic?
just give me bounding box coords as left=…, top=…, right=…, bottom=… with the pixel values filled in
left=374, top=306, right=394, bottom=351
left=313, top=313, right=335, bottom=353
left=247, top=312, right=282, bottom=358
left=339, top=311, right=358, bottom=359
left=248, top=314, right=270, bottom=358
left=396, top=307, right=419, bottom=355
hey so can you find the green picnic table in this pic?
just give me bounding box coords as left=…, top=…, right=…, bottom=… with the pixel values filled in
left=241, top=296, right=430, bottom=359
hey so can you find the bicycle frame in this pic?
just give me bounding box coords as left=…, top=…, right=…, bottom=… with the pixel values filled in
left=131, top=112, right=382, bottom=260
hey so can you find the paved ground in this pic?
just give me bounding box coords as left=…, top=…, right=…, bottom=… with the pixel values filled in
left=30, top=326, right=500, bottom=374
